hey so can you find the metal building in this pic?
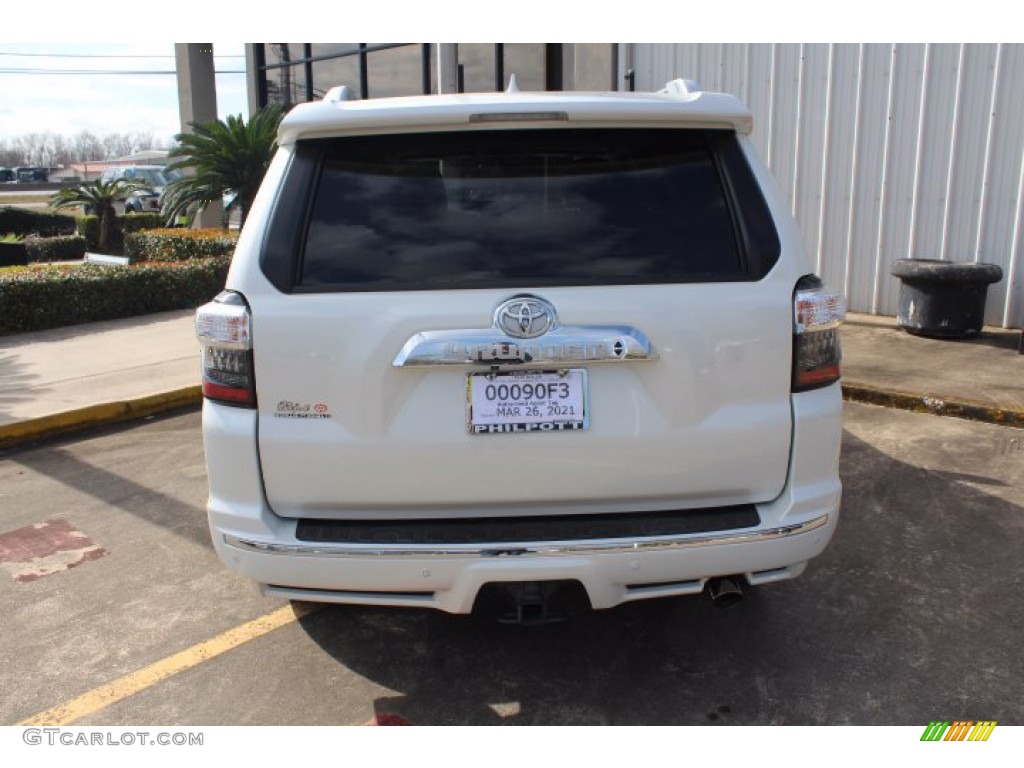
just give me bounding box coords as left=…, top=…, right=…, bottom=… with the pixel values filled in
left=625, top=43, right=1024, bottom=328
left=222, top=43, right=1024, bottom=328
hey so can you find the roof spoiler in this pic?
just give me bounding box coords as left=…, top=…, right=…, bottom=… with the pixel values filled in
left=658, top=79, right=702, bottom=97
left=323, top=78, right=701, bottom=104
left=323, top=85, right=357, bottom=103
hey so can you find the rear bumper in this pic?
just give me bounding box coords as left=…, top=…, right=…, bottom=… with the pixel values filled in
left=203, top=384, right=843, bottom=613
left=221, top=515, right=833, bottom=612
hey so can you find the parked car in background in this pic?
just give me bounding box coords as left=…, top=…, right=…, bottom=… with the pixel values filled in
left=0, top=168, right=15, bottom=183
left=14, top=167, right=49, bottom=183
left=100, top=165, right=182, bottom=215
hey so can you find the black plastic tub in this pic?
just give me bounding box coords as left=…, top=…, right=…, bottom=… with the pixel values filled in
left=891, top=259, right=1003, bottom=338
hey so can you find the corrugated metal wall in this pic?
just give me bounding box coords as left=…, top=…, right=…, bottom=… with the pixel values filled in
left=625, top=43, right=1024, bottom=328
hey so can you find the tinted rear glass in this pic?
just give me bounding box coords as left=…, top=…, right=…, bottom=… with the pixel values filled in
left=298, top=129, right=746, bottom=291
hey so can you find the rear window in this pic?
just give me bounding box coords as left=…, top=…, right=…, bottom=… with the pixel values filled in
left=261, top=128, right=780, bottom=292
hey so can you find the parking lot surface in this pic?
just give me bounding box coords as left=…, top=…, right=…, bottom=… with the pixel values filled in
left=1, top=402, right=1021, bottom=725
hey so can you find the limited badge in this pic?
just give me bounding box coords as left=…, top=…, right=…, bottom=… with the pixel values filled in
left=274, top=400, right=332, bottom=419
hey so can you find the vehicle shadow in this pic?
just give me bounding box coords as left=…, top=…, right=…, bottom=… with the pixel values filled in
left=6, top=417, right=211, bottom=549
left=297, top=426, right=1024, bottom=725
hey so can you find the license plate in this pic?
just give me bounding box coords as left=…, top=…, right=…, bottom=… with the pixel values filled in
left=467, top=369, right=588, bottom=435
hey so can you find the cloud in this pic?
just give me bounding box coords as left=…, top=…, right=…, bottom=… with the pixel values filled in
left=0, top=43, right=248, bottom=143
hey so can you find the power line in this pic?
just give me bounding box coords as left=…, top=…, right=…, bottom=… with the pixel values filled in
left=0, top=69, right=245, bottom=75
left=0, top=51, right=244, bottom=58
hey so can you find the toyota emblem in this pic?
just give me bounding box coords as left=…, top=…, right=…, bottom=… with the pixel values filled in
left=494, top=295, right=558, bottom=339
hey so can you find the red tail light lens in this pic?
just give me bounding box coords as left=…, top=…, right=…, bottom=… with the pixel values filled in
left=196, top=291, right=256, bottom=408
left=793, top=276, right=845, bottom=392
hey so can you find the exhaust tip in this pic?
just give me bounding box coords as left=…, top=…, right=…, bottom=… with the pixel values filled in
left=705, top=575, right=745, bottom=608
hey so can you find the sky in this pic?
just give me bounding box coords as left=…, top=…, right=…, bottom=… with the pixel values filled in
left=0, top=1, right=1002, bottom=150
left=0, top=43, right=248, bottom=145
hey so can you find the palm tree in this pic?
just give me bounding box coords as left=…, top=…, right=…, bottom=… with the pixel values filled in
left=51, top=178, right=142, bottom=253
left=162, top=104, right=284, bottom=229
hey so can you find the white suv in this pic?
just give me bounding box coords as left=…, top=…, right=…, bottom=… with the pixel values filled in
left=197, top=80, right=845, bottom=619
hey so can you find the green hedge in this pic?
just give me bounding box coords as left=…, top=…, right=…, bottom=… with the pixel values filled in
left=75, top=213, right=164, bottom=253
left=75, top=216, right=102, bottom=251
left=0, top=256, right=230, bottom=334
left=122, top=213, right=165, bottom=233
left=0, top=241, right=28, bottom=268
left=125, top=228, right=239, bottom=262
left=24, top=234, right=87, bottom=263
left=0, top=207, right=76, bottom=237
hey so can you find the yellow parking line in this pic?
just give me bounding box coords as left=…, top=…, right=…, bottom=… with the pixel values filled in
left=18, top=602, right=317, bottom=726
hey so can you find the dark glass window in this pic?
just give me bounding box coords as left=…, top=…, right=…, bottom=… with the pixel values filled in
left=574, top=44, right=616, bottom=91
left=298, top=129, right=746, bottom=291
left=264, top=43, right=306, bottom=67
left=256, top=43, right=561, bottom=109
left=259, top=44, right=425, bottom=106
left=310, top=56, right=360, bottom=100
left=309, top=43, right=360, bottom=58
left=367, top=46, right=428, bottom=98
left=458, top=44, right=497, bottom=93
left=264, top=64, right=306, bottom=108
left=502, top=44, right=545, bottom=91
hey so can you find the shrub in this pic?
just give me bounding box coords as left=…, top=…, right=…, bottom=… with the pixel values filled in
left=0, top=207, right=77, bottom=237
left=121, top=212, right=165, bottom=234
left=24, top=234, right=87, bottom=263
left=0, top=256, right=231, bottom=333
left=0, top=238, right=28, bottom=267
left=124, top=228, right=239, bottom=262
left=75, top=213, right=164, bottom=254
left=75, top=215, right=102, bottom=251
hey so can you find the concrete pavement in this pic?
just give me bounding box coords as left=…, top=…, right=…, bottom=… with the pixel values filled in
left=2, top=403, right=1022, bottom=725
left=841, top=314, right=1024, bottom=422
left=0, top=310, right=199, bottom=446
left=0, top=309, right=1022, bottom=450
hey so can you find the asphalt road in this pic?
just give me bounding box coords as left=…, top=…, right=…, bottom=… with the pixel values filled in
left=1, top=403, right=1021, bottom=726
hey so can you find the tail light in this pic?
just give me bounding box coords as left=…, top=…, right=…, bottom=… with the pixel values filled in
left=196, top=290, right=256, bottom=408
left=793, top=275, right=845, bottom=392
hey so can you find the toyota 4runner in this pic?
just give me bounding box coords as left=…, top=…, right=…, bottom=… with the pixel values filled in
left=197, top=79, right=845, bottom=616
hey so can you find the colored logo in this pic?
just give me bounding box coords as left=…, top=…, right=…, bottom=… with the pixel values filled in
left=920, top=721, right=996, bottom=741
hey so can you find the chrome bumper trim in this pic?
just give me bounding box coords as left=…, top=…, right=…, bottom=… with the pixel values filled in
left=223, top=514, right=830, bottom=559
left=392, top=325, right=656, bottom=367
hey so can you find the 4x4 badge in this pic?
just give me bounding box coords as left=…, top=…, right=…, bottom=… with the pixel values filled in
left=494, top=296, right=557, bottom=339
